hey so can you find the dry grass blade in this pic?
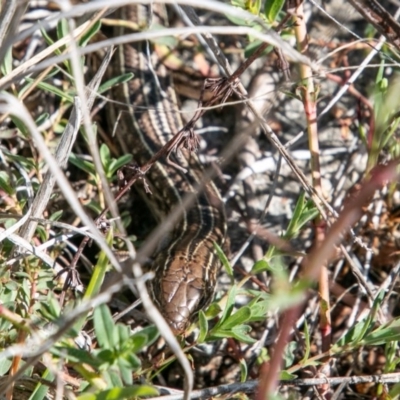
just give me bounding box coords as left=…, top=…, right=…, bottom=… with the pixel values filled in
left=3, top=1, right=400, bottom=399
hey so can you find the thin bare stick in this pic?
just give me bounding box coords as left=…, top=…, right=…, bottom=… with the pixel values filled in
left=148, top=372, right=400, bottom=400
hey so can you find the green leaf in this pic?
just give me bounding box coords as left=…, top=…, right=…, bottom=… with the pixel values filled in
left=285, top=194, right=318, bottom=239
left=0, top=128, right=15, bottom=139
left=35, top=113, right=50, bottom=127
left=244, top=40, right=272, bottom=59
left=36, top=225, right=48, bottom=243
left=230, top=325, right=256, bottom=344
left=213, top=242, right=233, bottom=277
left=118, top=357, right=133, bottom=385
left=54, top=119, right=67, bottom=134
left=149, top=24, right=178, bottom=47
left=215, top=285, right=237, bottom=328
left=283, top=341, right=297, bottom=368
left=246, top=299, right=269, bottom=322
left=198, top=310, right=208, bottom=343
left=280, top=370, right=297, bottom=380
left=251, top=259, right=268, bottom=274
left=100, top=144, right=111, bottom=170
left=133, top=325, right=159, bottom=348
left=10, top=116, right=29, bottom=137
left=335, top=317, right=369, bottom=348
left=205, top=302, right=221, bottom=318
left=264, top=288, right=306, bottom=312
left=239, top=358, right=248, bottom=382
left=209, top=324, right=255, bottom=343
left=285, top=192, right=306, bottom=236
left=3, top=284, right=17, bottom=300
left=368, top=72, right=400, bottom=172
left=84, top=228, right=113, bottom=303
left=295, top=206, right=319, bottom=233
left=56, top=19, right=69, bottom=42
left=362, top=319, right=400, bottom=346
left=40, top=293, right=61, bottom=319
left=85, top=200, right=102, bottom=215
left=264, top=0, right=285, bottom=22
left=49, top=210, right=63, bottom=221
left=353, top=290, right=385, bottom=344
left=51, top=347, right=102, bottom=368
left=98, top=73, right=134, bottom=94
left=117, top=324, right=130, bottom=343
left=77, top=385, right=158, bottom=400
left=108, top=157, right=132, bottom=180
left=334, top=290, right=386, bottom=349
left=112, top=325, right=127, bottom=354
left=390, top=382, right=400, bottom=398
left=32, top=79, right=74, bottom=103
left=107, top=369, right=124, bottom=388
left=120, top=332, right=146, bottom=354
left=79, top=20, right=101, bottom=47
left=0, top=172, right=14, bottom=195
left=246, top=0, right=261, bottom=15
left=121, top=352, right=141, bottom=370
left=29, top=368, right=54, bottom=400
left=301, top=320, right=310, bottom=364
left=375, top=60, right=385, bottom=84
left=96, top=349, right=115, bottom=366
left=94, top=304, right=115, bottom=349
left=0, top=358, right=12, bottom=375
left=69, top=153, right=96, bottom=178
left=221, top=306, right=252, bottom=330
left=1, top=47, right=12, bottom=76
left=3, top=218, right=17, bottom=229
left=40, top=27, right=56, bottom=48
left=227, top=13, right=253, bottom=28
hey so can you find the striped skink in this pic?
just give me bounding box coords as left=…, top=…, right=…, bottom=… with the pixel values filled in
left=110, top=4, right=227, bottom=334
